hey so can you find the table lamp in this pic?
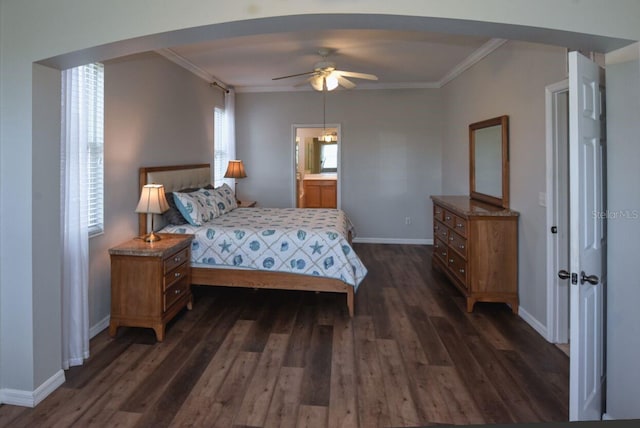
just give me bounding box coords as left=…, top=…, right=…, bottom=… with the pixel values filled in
left=135, top=184, right=170, bottom=242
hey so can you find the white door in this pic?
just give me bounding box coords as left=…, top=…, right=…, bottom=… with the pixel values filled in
left=568, top=51, right=606, bottom=421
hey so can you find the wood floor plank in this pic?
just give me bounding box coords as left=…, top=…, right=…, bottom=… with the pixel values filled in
left=300, top=324, right=333, bottom=407
left=405, top=305, right=452, bottom=366
left=282, top=301, right=316, bottom=368
left=132, top=304, right=245, bottom=427
left=382, top=287, right=430, bottom=368
left=46, top=344, right=149, bottom=428
left=431, top=316, right=514, bottom=424
left=376, top=338, right=421, bottom=427
left=328, top=317, right=358, bottom=428
left=464, top=335, right=539, bottom=422
left=0, top=244, right=571, bottom=427
left=119, top=298, right=228, bottom=414
left=429, top=365, right=486, bottom=425
left=296, top=404, right=328, bottom=428
left=234, top=333, right=290, bottom=427
left=171, top=351, right=259, bottom=428
left=352, top=316, right=391, bottom=427
left=169, top=319, right=254, bottom=424
left=263, top=366, right=305, bottom=428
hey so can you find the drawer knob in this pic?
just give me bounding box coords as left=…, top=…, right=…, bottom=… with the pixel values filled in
left=459, top=268, right=465, bottom=274
left=449, top=258, right=454, bottom=263
left=445, top=216, right=451, bottom=220
left=434, top=225, right=439, bottom=230
left=456, top=223, right=464, bottom=228
left=174, top=289, right=181, bottom=295
left=174, top=256, right=181, bottom=262
left=174, top=272, right=181, bottom=278
left=441, top=251, right=446, bottom=256
left=459, top=244, right=465, bottom=249
left=449, top=236, right=454, bottom=241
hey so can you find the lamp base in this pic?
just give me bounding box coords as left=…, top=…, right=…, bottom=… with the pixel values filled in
left=142, top=231, right=162, bottom=243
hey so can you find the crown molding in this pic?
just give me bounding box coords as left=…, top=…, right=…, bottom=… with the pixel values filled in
left=159, top=38, right=508, bottom=93
left=156, top=48, right=230, bottom=89
left=438, top=38, right=508, bottom=87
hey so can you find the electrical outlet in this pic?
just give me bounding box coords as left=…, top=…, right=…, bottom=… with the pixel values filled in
left=405, top=216, right=411, bottom=225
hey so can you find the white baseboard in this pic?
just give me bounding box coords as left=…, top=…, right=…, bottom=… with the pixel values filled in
left=518, top=306, right=548, bottom=339
left=0, top=369, right=65, bottom=407
left=353, top=237, right=432, bottom=245
left=602, top=413, right=614, bottom=420
left=90, top=315, right=110, bottom=339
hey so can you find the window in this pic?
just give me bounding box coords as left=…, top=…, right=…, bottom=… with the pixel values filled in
left=321, top=143, right=338, bottom=172
left=85, top=63, right=105, bottom=235
left=214, top=106, right=231, bottom=187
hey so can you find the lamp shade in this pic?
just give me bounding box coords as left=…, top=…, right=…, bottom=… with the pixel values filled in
left=135, top=184, right=170, bottom=214
left=224, top=160, right=247, bottom=179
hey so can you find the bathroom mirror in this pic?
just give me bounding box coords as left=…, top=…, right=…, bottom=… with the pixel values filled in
left=469, top=115, right=509, bottom=208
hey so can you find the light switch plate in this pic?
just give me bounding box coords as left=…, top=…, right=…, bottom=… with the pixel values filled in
left=538, top=192, right=547, bottom=207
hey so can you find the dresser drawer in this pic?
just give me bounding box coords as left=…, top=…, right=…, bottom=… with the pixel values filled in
left=164, top=247, right=189, bottom=273
left=164, top=262, right=189, bottom=290
left=164, top=278, right=190, bottom=312
left=434, top=220, right=449, bottom=241
left=433, top=238, right=448, bottom=264
left=448, top=231, right=467, bottom=259
left=447, top=251, right=468, bottom=289
left=452, top=215, right=467, bottom=237
left=443, top=210, right=456, bottom=228
left=433, top=204, right=444, bottom=222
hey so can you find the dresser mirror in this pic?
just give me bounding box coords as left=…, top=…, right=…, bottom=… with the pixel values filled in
left=469, top=115, right=509, bottom=208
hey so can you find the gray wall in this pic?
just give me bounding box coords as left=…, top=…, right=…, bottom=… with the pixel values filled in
left=605, top=43, right=640, bottom=420
left=32, top=64, right=63, bottom=386
left=88, top=52, right=221, bottom=329
left=441, top=40, right=567, bottom=327
left=236, top=89, right=443, bottom=242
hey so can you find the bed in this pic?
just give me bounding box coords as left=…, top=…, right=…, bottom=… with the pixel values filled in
left=138, top=164, right=367, bottom=316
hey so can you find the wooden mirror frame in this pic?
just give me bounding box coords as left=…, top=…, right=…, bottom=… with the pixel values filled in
left=469, top=115, right=509, bottom=208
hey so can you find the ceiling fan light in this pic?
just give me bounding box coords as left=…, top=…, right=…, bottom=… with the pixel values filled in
left=325, top=74, right=339, bottom=91
left=310, top=76, right=324, bottom=91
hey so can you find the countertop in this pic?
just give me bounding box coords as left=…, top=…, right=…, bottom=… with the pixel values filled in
left=302, top=173, right=337, bottom=181
left=431, top=195, right=520, bottom=217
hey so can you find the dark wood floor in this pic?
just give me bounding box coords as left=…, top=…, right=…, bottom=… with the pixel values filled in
left=0, top=244, right=569, bottom=427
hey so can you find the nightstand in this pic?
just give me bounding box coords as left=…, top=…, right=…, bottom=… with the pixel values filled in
left=237, top=200, right=257, bottom=207
left=108, top=233, right=194, bottom=341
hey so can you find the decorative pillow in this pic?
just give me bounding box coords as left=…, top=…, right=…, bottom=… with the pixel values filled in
left=212, top=183, right=238, bottom=215
left=162, top=187, right=201, bottom=225
left=173, top=190, right=220, bottom=226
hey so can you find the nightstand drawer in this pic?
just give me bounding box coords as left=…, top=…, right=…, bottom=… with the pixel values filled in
left=448, top=231, right=467, bottom=259
left=434, top=220, right=449, bottom=241
left=164, top=262, right=189, bottom=290
left=164, top=278, right=190, bottom=312
left=452, top=215, right=467, bottom=237
left=164, top=247, right=189, bottom=273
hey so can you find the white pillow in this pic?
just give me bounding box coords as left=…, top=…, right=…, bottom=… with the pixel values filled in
left=211, top=183, right=238, bottom=215
left=173, top=189, right=220, bottom=226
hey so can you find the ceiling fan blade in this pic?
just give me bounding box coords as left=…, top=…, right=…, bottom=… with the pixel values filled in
left=335, top=70, right=378, bottom=81
left=337, top=75, right=356, bottom=89
left=293, top=76, right=315, bottom=88
left=272, top=70, right=316, bottom=81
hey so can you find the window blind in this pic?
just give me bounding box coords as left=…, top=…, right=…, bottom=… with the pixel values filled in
left=84, top=63, right=105, bottom=236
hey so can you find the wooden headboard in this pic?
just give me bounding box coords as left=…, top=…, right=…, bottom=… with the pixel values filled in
left=138, top=163, right=211, bottom=235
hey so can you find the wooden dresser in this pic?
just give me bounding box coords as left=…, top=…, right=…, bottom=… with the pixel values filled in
left=109, top=233, right=194, bottom=341
left=431, top=195, right=519, bottom=313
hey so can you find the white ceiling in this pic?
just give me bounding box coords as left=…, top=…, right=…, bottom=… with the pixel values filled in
left=162, top=29, right=499, bottom=92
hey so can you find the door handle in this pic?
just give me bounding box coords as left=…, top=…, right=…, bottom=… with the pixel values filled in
left=558, top=269, right=571, bottom=280
left=580, top=271, right=599, bottom=285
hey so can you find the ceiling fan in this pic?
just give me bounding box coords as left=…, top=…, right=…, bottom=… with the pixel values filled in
left=272, top=48, right=378, bottom=91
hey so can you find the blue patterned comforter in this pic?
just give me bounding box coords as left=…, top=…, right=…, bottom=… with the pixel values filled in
left=161, top=208, right=367, bottom=290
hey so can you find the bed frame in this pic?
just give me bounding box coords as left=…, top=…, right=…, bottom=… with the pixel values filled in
left=138, top=164, right=355, bottom=317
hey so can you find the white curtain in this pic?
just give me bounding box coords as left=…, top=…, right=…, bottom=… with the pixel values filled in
left=224, top=88, right=236, bottom=162
left=214, top=88, right=237, bottom=188
left=60, top=67, right=90, bottom=370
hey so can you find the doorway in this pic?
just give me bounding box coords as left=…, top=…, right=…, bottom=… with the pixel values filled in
left=292, top=124, right=341, bottom=209
left=546, top=80, right=570, bottom=346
